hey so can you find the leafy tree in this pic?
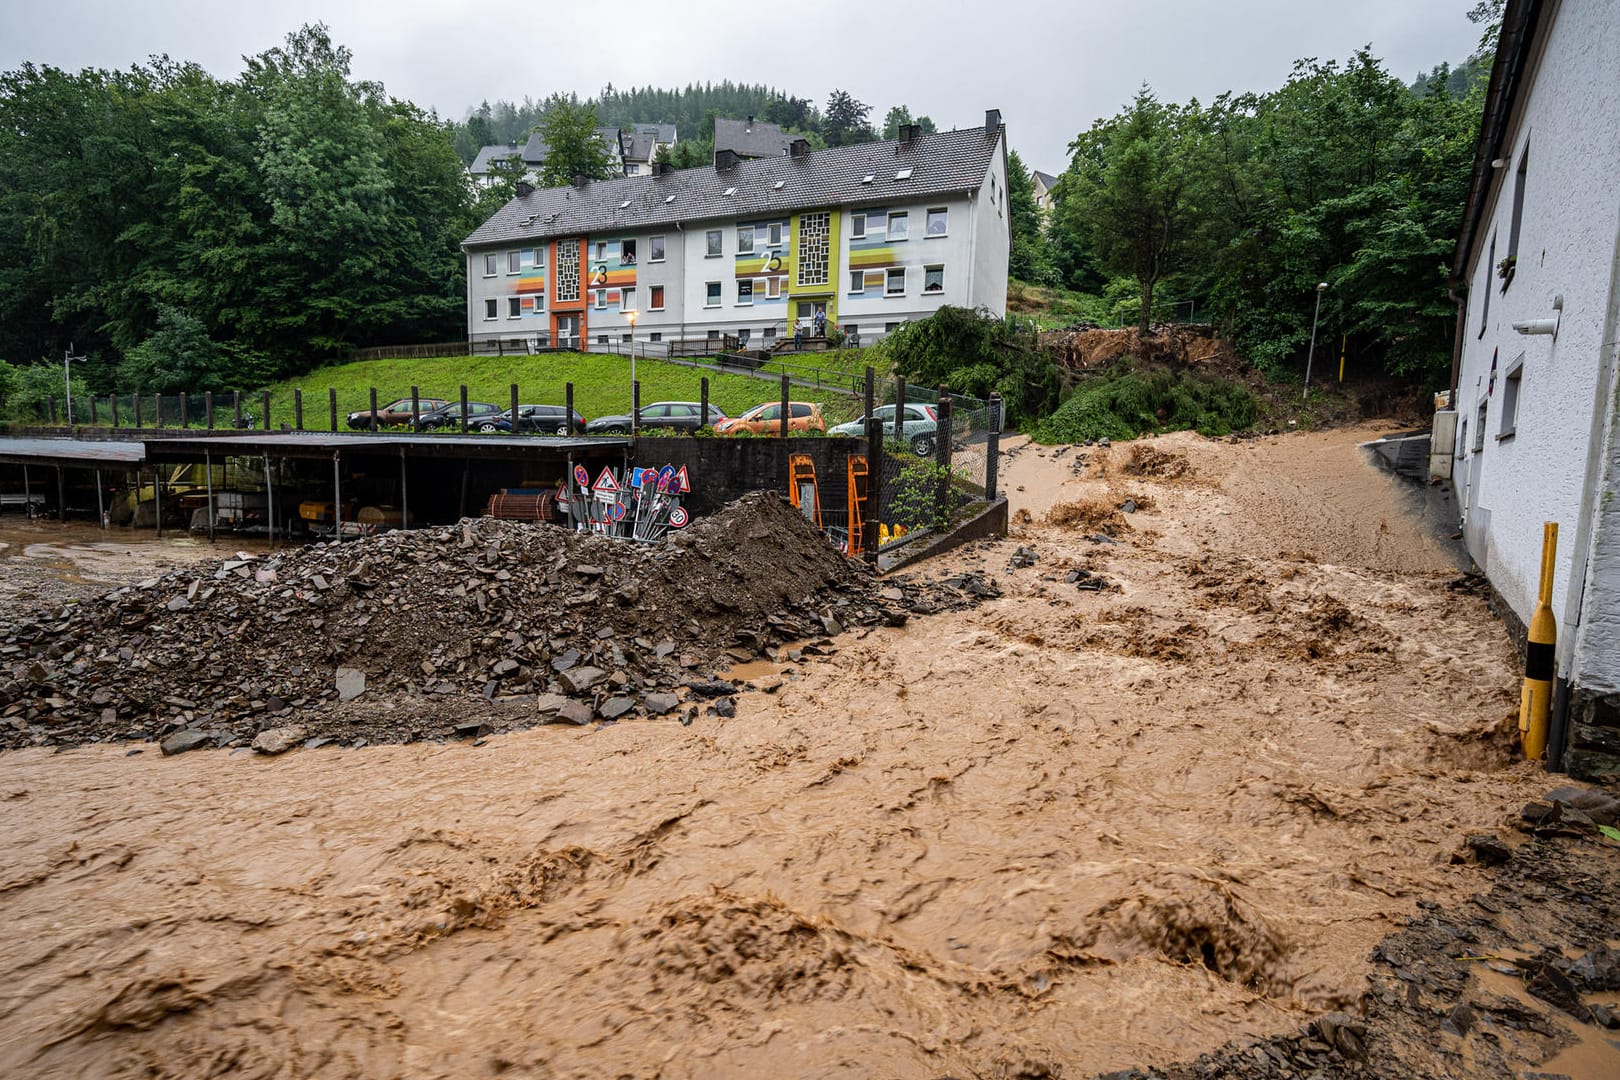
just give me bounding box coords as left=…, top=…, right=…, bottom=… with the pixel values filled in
left=535, top=97, right=617, bottom=185
left=823, top=89, right=874, bottom=147
left=1006, top=150, right=1054, bottom=284
left=1060, top=89, right=1206, bottom=336
left=877, top=306, right=1058, bottom=426
left=118, top=306, right=228, bottom=392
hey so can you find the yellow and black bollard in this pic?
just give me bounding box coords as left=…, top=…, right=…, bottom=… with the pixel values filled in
left=1520, top=522, right=1558, bottom=760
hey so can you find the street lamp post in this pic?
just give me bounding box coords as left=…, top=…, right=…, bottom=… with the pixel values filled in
left=1302, top=282, right=1328, bottom=400
left=625, top=308, right=639, bottom=401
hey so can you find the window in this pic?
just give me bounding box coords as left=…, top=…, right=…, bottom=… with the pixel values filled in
left=531, top=246, right=544, bottom=267
left=531, top=292, right=544, bottom=312
left=924, top=265, right=944, bottom=293
left=849, top=270, right=865, bottom=294
left=737, top=279, right=754, bottom=305
left=926, top=208, right=948, bottom=237
left=649, top=285, right=665, bottom=310
left=1479, top=232, right=1495, bottom=337
left=598, top=334, right=609, bottom=345
left=507, top=297, right=522, bottom=319
left=508, top=251, right=522, bottom=274
left=620, top=287, right=636, bottom=311
left=844, top=324, right=858, bottom=340
left=763, top=326, right=775, bottom=340
left=850, top=213, right=867, bottom=239
left=887, top=212, right=908, bottom=241
left=790, top=404, right=813, bottom=418
left=708, top=329, right=720, bottom=340
left=885, top=321, right=901, bottom=333
left=483, top=298, right=498, bottom=320
left=621, top=239, right=637, bottom=265
left=1456, top=417, right=1468, bottom=460
left=594, top=241, right=607, bottom=261
left=738, top=328, right=751, bottom=345
left=1505, top=145, right=1528, bottom=288
left=650, top=235, right=666, bottom=262
left=649, top=331, right=662, bottom=342
left=706, top=281, right=722, bottom=307
left=594, top=290, right=607, bottom=310
left=766, top=277, right=781, bottom=299
left=1499, top=356, right=1523, bottom=440
left=769, top=222, right=783, bottom=246
left=737, top=225, right=755, bottom=254
left=622, top=333, right=632, bottom=342
left=1474, top=400, right=1487, bottom=452
left=483, top=254, right=498, bottom=277
left=886, top=267, right=906, bottom=295
left=706, top=230, right=723, bottom=257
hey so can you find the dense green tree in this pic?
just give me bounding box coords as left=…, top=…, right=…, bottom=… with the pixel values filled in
left=823, top=90, right=874, bottom=147
left=877, top=306, right=1058, bottom=425
left=1059, top=89, right=1206, bottom=336
left=1006, top=150, right=1054, bottom=284
left=534, top=96, right=618, bottom=185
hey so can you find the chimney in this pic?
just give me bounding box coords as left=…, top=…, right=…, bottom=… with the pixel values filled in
left=572, top=173, right=588, bottom=188
left=515, top=180, right=534, bottom=197
left=985, top=109, right=1001, bottom=134
left=898, top=123, right=918, bottom=148
left=715, top=148, right=739, bottom=171
left=655, top=161, right=673, bottom=177
left=790, top=138, right=810, bottom=161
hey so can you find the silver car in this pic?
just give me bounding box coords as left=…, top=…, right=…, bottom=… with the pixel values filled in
left=829, top=403, right=939, bottom=455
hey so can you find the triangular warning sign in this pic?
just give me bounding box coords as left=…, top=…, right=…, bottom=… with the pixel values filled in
left=675, top=465, right=691, bottom=493
left=592, top=467, right=620, bottom=493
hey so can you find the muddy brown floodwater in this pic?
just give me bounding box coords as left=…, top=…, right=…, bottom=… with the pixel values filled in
left=0, top=425, right=1599, bottom=1078
left=0, top=519, right=233, bottom=611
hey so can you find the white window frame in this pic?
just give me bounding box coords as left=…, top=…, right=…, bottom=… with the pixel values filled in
left=926, top=207, right=948, bottom=237
left=483, top=298, right=498, bottom=320
left=531, top=292, right=545, bottom=313
left=621, top=239, right=637, bottom=266
left=887, top=212, right=909, bottom=241
left=649, top=235, right=666, bottom=262
left=531, top=246, right=544, bottom=267
left=483, top=253, right=498, bottom=277
left=850, top=212, right=867, bottom=240
left=594, top=241, right=607, bottom=261
left=849, top=270, right=865, bottom=294
left=923, top=265, right=944, bottom=294
left=737, top=279, right=754, bottom=306
left=885, top=267, right=906, bottom=296
left=705, top=281, right=722, bottom=307
left=508, top=250, right=522, bottom=274
left=594, top=290, right=607, bottom=310
left=768, top=222, right=783, bottom=246
left=649, top=284, right=665, bottom=311
left=737, top=225, right=755, bottom=255
left=620, top=287, right=636, bottom=312
left=507, top=297, right=522, bottom=319
left=766, top=277, right=781, bottom=299
left=706, top=230, right=723, bottom=257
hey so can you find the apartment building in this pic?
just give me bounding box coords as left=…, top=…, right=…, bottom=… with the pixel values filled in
left=462, top=111, right=1010, bottom=353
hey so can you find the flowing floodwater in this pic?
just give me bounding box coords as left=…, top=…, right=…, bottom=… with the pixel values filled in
left=0, top=427, right=1573, bottom=1078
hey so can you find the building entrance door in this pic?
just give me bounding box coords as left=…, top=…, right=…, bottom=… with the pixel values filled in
left=554, top=314, right=579, bottom=350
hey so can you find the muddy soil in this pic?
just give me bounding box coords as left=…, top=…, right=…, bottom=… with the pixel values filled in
left=0, top=520, right=221, bottom=611
left=0, top=424, right=1614, bottom=1079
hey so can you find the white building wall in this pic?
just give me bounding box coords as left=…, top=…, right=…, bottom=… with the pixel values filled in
left=837, top=195, right=976, bottom=339
left=970, top=133, right=1011, bottom=317
left=1453, top=0, right=1620, bottom=632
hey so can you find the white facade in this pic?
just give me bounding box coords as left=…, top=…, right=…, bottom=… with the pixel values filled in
left=1450, top=0, right=1620, bottom=776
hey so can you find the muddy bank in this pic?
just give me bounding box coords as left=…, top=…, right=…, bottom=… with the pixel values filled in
left=0, top=426, right=1600, bottom=1078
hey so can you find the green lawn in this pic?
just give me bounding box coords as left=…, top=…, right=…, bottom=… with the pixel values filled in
left=253, top=352, right=863, bottom=427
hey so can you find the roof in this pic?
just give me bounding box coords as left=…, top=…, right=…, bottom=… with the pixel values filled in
left=142, top=433, right=628, bottom=463
left=622, top=126, right=673, bottom=163
left=470, top=143, right=525, bottom=175
left=464, top=124, right=1004, bottom=249
left=1452, top=0, right=1544, bottom=280
left=519, top=129, right=626, bottom=169
left=714, top=117, right=791, bottom=159
left=1032, top=170, right=1059, bottom=190
left=0, top=437, right=147, bottom=468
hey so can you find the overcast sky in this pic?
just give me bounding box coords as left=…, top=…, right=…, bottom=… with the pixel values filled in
left=1, top=1, right=1483, bottom=171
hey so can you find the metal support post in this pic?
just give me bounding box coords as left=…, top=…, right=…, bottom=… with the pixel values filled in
left=294, top=389, right=304, bottom=431
left=95, top=468, right=105, bottom=529
left=894, top=376, right=906, bottom=440
left=399, top=447, right=409, bottom=530
left=263, top=454, right=274, bottom=549
left=56, top=465, right=65, bottom=522
left=369, top=387, right=379, bottom=433
left=205, top=449, right=216, bottom=542
left=510, top=383, right=519, bottom=431
left=411, top=386, right=420, bottom=432
left=329, top=388, right=338, bottom=433
left=459, top=385, right=469, bottom=434
left=332, top=451, right=343, bottom=542
left=262, top=391, right=271, bottom=431
left=154, top=466, right=163, bottom=537
left=632, top=381, right=641, bottom=435
left=700, top=377, right=710, bottom=427
left=565, top=383, right=575, bottom=435
left=985, top=393, right=1003, bottom=500
left=779, top=373, right=790, bottom=438
left=934, top=389, right=953, bottom=529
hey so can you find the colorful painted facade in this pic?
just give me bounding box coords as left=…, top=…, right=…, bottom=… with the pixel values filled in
left=464, top=116, right=1009, bottom=351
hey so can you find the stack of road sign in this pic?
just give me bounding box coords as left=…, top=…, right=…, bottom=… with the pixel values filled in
left=561, top=462, right=692, bottom=540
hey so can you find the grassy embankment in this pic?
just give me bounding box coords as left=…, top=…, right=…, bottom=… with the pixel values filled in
left=254, top=352, right=864, bottom=427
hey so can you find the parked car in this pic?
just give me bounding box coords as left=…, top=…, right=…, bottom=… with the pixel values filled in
left=585, top=401, right=728, bottom=435
left=346, top=397, right=448, bottom=430
left=412, top=400, right=503, bottom=431
left=475, top=404, right=586, bottom=435
left=828, top=403, right=940, bottom=455
left=713, top=401, right=826, bottom=436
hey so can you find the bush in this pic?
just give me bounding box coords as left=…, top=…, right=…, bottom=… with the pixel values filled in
left=0, top=361, right=90, bottom=422
left=876, top=305, right=1058, bottom=427
left=1034, top=362, right=1257, bottom=443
